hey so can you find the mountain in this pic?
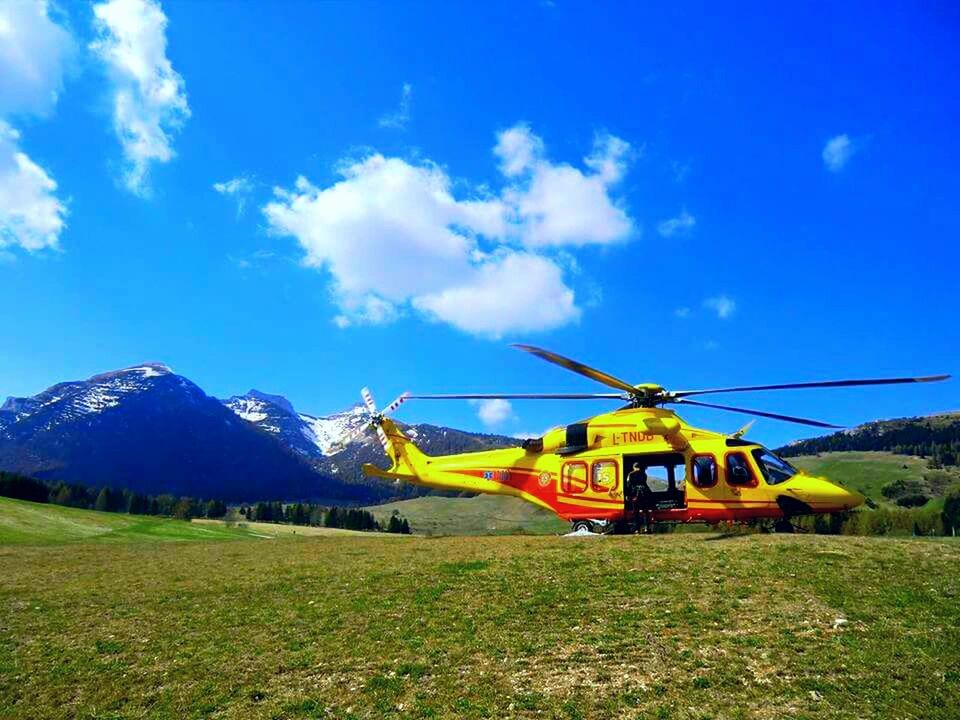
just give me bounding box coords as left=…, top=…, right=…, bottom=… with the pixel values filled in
left=0, top=365, right=520, bottom=504
left=220, top=390, right=518, bottom=498
left=0, top=365, right=366, bottom=503
left=222, top=389, right=368, bottom=460
left=778, top=412, right=960, bottom=465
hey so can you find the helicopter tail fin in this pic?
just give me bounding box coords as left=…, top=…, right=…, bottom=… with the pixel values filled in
left=361, top=417, right=428, bottom=482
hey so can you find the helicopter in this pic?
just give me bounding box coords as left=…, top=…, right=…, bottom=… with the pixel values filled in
left=345, top=345, right=949, bottom=533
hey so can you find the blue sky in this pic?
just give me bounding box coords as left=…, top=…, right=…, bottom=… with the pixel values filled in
left=1, top=0, right=958, bottom=449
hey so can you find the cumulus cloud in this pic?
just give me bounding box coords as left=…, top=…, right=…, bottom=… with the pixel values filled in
left=657, top=210, right=695, bottom=237
left=470, top=398, right=513, bottom=427
left=213, top=175, right=255, bottom=217
left=0, top=121, right=67, bottom=252
left=91, top=0, right=190, bottom=195
left=413, top=252, right=580, bottom=338
left=263, top=125, right=633, bottom=337
left=494, top=123, right=545, bottom=177
left=703, top=295, right=736, bottom=319
left=0, top=1, right=73, bottom=254
left=501, top=125, right=633, bottom=247
left=378, top=82, right=411, bottom=130
left=0, top=0, right=77, bottom=118
left=822, top=134, right=853, bottom=172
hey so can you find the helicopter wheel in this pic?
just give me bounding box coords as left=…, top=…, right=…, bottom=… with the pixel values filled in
left=773, top=518, right=795, bottom=533
left=571, top=520, right=594, bottom=534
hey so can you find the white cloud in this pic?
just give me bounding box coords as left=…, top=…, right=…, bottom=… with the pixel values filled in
left=501, top=125, right=634, bottom=248
left=657, top=210, right=695, bottom=237
left=674, top=306, right=690, bottom=319
left=469, top=398, right=513, bottom=427
left=703, top=295, right=736, bottom=319
left=494, top=123, right=544, bottom=177
left=264, top=155, right=503, bottom=305
left=0, top=121, right=67, bottom=252
left=91, top=0, right=190, bottom=195
left=413, top=252, right=580, bottom=338
left=213, top=175, right=255, bottom=217
left=264, top=125, right=634, bottom=336
left=0, top=0, right=74, bottom=255
left=378, top=82, right=411, bottom=130
left=0, top=0, right=77, bottom=118
left=822, top=134, right=853, bottom=172
left=584, top=132, right=631, bottom=183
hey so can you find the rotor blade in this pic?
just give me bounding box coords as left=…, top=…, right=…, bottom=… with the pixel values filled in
left=360, top=387, right=378, bottom=415
left=375, top=425, right=391, bottom=454
left=511, top=344, right=638, bottom=394
left=408, top=393, right=628, bottom=400
left=383, top=391, right=411, bottom=416
left=674, top=398, right=844, bottom=429
left=673, top=374, right=950, bottom=399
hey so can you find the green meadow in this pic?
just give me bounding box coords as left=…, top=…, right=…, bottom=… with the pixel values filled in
left=365, top=493, right=569, bottom=536
left=1, top=497, right=958, bottom=719
left=790, top=451, right=958, bottom=506
left=0, top=496, right=257, bottom=545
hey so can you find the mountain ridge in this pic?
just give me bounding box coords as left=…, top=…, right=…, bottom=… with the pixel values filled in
left=0, top=364, right=518, bottom=503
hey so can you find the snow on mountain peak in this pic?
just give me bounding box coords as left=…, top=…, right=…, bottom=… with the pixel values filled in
left=299, top=404, right=371, bottom=456
left=246, top=389, right=295, bottom=414
left=221, top=390, right=371, bottom=458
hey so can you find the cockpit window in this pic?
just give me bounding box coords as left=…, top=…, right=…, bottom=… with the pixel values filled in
left=751, top=448, right=797, bottom=485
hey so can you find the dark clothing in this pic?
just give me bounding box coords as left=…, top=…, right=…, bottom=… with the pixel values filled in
left=626, top=469, right=652, bottom=532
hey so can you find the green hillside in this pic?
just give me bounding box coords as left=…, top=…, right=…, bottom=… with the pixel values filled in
left=366, top=493, right=569, bottom=536
left=1, top=533, right=958, bottom=719
left=791, top=451, right=928, bottom=502
left=0, top=496, right=257, bottom=545
left=791, top=451, right=960, bottom=506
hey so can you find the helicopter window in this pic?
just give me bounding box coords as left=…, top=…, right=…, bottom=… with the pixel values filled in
left=692, top=455, right=717, bottom=488
left=751, top=449, right=797, bottom=486
left=725, top=453, right=757, bottom=487
left=591, top=460, right=619, bottom=493
left=644, top=465, right=671, bottom=493
left=561, top=461, right=588, bottom=494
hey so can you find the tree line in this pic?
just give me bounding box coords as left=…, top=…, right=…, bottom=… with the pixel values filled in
left=778, top=416, right=960, bottom=468
left=0, top=470, right=411, bottom=533
left=795, top=492, right=960, bottom=536
left=241, top=501, right=410, bottom=533
left=0, top=470, right=227, bottom=519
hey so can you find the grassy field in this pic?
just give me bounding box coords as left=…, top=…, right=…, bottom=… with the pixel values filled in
left=193, top=518, right=407, bottom=539
left=0, top=497, right=260, bottom=544
left=365, top=493, right=569, bottom=536
left=1, top=528, right=958, bottom=719
left=789, top=451, right=934, bottom=503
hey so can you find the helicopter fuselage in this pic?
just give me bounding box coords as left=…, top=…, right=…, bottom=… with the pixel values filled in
left=367, top=407, right=865, bottom=527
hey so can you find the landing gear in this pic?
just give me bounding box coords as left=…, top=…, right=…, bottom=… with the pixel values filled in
left=571, top=520, right=594, bottom=534
left=773, top=518, right=795, bottom=533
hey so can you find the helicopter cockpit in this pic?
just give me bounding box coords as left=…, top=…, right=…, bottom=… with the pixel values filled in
left=750, top=449, right=798, bottom=485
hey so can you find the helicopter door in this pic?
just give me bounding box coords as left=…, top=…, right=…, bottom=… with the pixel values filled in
left=623, top=453, right=687, bottom=511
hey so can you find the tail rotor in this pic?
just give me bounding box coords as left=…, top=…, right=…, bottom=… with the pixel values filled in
left=332, top=387, right=410, bottom=455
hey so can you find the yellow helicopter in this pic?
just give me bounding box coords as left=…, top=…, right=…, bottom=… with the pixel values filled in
left=350, top=345, right=949, bottom=533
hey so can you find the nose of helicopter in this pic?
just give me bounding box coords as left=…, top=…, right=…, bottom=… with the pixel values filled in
left=788, top=475, right=866, bottom=512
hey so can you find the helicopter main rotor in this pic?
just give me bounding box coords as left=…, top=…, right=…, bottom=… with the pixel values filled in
left=408, top=344, right=950, bottom=429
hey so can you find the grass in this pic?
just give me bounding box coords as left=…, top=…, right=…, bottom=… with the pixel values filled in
left=789, top=451, right=937, bottom=503
left=364, top=493, right=569, bottom=536
left=0, top=497, right=259, bottom=545
left=1, top=530, right=958, bottom=719
left=192, top=518, right=407, bottom=539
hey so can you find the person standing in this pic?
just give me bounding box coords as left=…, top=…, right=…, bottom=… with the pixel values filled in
left=626, top=463, right=652, bottom=533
